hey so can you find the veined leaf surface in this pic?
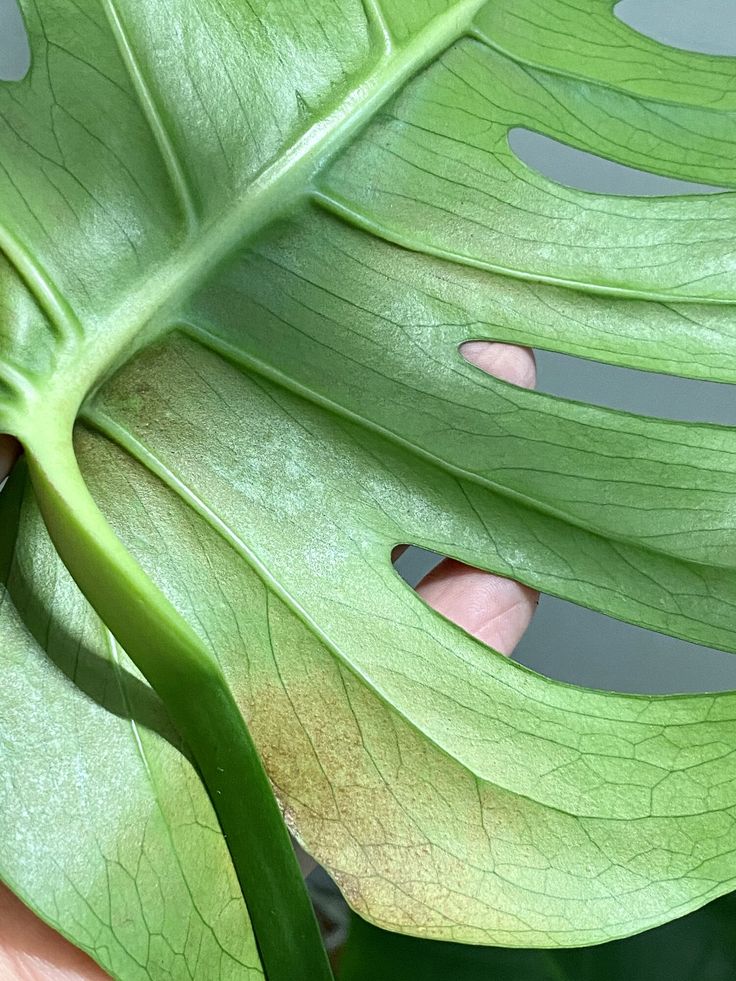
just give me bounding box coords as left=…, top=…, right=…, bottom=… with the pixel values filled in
left=2, top=0, right=736, bottom=973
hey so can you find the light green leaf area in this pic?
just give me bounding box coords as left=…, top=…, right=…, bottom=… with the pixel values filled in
left=2, top=0, right=736, bottom=968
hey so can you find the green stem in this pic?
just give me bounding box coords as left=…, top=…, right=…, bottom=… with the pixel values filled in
left=26, top=427, right=333, bottom=981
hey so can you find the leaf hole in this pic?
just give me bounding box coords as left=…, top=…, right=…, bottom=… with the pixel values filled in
left=0, top=0, right=30, bottom=82
left=544, top=354, right=736, bottom=423
left=614, top=0, right=736, bottom=56
left=519, top=594, right=736, bottom=694
left=458, top=343, right=736, bottom=425
left=508, top=128, right=726, bottom=196
left=393, top=547, right=736, bottom=694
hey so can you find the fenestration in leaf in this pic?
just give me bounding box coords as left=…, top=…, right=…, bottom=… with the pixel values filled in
left=2, top=0, right=736, bottom=975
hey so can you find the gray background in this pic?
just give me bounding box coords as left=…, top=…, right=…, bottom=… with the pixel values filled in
left=3, top=0, right=736, bottom=693
left=0, top=0, right=29, bottom=81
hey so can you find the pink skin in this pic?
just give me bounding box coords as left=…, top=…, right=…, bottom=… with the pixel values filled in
left=0, top=341, right=538, bottom=978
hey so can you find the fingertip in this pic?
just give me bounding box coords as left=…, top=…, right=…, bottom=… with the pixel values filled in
left=460, top=341, right=537, bottom=390
left=416, top=558, right=539, bottom=656
left=0, top=883, right=109, bottom=979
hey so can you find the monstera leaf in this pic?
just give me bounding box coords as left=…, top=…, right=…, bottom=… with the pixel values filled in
left=2, top=0, right=736, bottom=977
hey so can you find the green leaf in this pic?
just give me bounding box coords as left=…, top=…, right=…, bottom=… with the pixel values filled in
left=0, top=464, right=264, bottom=980
left=3, top=0, right=736, bottom=969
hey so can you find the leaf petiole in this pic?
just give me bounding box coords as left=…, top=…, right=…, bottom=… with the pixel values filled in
left=25, top=425, right=333, bottom=981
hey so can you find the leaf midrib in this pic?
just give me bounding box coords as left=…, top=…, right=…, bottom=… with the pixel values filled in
left=41, top=0, right=489, bottom=432
left=100, top=0, right=198, bottom=231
